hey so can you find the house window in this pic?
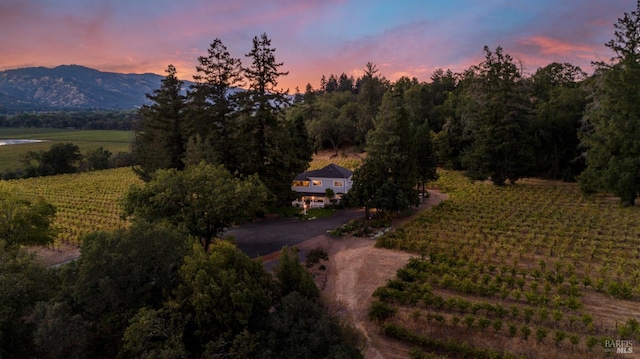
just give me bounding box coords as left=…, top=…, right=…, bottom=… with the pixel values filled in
left=312, top=180, right=322, bottom=186
left=292, top=180, right=309, bottom=187
left=333, top=181, right=343, bottom=187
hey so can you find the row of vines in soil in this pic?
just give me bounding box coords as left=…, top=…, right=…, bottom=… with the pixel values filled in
left=373, top=170, right=640, bottom=359
left=307, top=157, right=362, bottom=170
left=11, top=167, right=141, bottom=246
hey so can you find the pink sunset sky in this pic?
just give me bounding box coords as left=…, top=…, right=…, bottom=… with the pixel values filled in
left=0, top=0, right=633, bottom=92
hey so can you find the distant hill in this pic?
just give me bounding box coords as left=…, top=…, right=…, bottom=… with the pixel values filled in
left=0, top=65, right=185, bottom=112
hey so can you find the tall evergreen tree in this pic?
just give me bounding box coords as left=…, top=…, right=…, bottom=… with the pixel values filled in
left=337, top=73, right=355, bottom=93
left=427, top=68, right=458, bottom=132
left=133, top=64, right=187, bottom=181
left=579, top=3, right=640, bottom=205
left=325, top=74, right=338, bottom=93
left=355, top=62, right=388, bottom=147
left=460, top=46, right=532, bottom=185
left=237, top=33, right=310, bottom=204
left=351, top=92, right=417, bottom=214
left=297, top=83, right=319, bottom=130
left=186, top=39, right=243, bottom=169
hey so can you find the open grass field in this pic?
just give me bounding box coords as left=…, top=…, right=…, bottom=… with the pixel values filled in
left=372, top=170, right=640, bottom=358
left=0, top=128, right=134, bottom=171
left=6, top=155, right=363, bottom=247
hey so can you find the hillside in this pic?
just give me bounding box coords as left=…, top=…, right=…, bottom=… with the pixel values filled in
left=0, top=65, right=175, bottom=111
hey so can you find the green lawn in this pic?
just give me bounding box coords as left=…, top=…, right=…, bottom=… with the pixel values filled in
left=0, top=128, right=134, bottom=172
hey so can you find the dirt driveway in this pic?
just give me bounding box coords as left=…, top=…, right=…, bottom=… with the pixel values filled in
left=265, top=190, right=447, bottom=359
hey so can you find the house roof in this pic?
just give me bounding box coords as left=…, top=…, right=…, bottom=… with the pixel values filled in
left=294, top=163, right=353, bottom=180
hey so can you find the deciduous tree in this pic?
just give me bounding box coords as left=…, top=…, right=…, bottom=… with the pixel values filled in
left=275, top=246, right=319, bottom=299
left=85, top=146, right=112, bottom=171
left=123, top=161, right=268, bottom=251
left=33, top=222, right=190, bottom=358
left=23, top=142, right=83, bottom=177
left=173, top=241, right=276, bottom=353
left=0, top=245, right=55, bottom=358
left=529, top=64, right=587, bottom=180
left=0, top=184, right=56, bottom=247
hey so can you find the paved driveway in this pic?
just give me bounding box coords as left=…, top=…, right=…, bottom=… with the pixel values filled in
left=224, top=208, right=364, bottom=258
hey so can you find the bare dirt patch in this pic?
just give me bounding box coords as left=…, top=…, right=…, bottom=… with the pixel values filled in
left=30, top=242, right=80, bottom=267
left=285, top=190, right=447, bottom=358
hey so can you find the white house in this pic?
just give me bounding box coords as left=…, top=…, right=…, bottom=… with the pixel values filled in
left=291, top=163, right=353, bottom=208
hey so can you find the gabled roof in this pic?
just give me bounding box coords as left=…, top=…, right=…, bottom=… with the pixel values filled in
left=294, top=163, right=353, bottom=180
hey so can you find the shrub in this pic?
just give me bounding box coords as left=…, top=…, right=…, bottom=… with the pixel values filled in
left=553, top=330, right=566, bottom=346
left=492, top=319, right=503, bottom=333
left=523, top=308, right=534, bottom=323
left=585, top=335, right=599, bottom=351
left=535, top=327, right=549, bottom=343
left=478, top=316, right=491, bottom=330
left=305, top=246, right=329, bottom=268
left=368, top=301, right=397, bottom=321
left=569, top=334, right=580, bottom=346
left=451, top=315, right=461, bottom=327
left=463, top=315, right=475, bottom=330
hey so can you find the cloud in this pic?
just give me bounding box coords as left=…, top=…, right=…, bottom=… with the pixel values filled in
left=519, top=36, right=594, bottom=57
left=0, top=0, right=633, bottom=90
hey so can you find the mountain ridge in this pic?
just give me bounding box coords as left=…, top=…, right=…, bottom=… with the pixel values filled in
left=0, top=65, right=182, bottom=112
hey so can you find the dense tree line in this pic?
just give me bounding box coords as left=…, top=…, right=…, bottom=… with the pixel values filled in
left=3, top=4, right=640, bottom=358
left=0, top=110, right=138, bottom=130
left=303, top=4, right=639, bottom=206
left=305, top=2, right=640, bottom=205
left=306, top=58, right=588, bottom=186
left=2, top=142, right=136, bottom=180
left=293, top=62, right=392, bottom=153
